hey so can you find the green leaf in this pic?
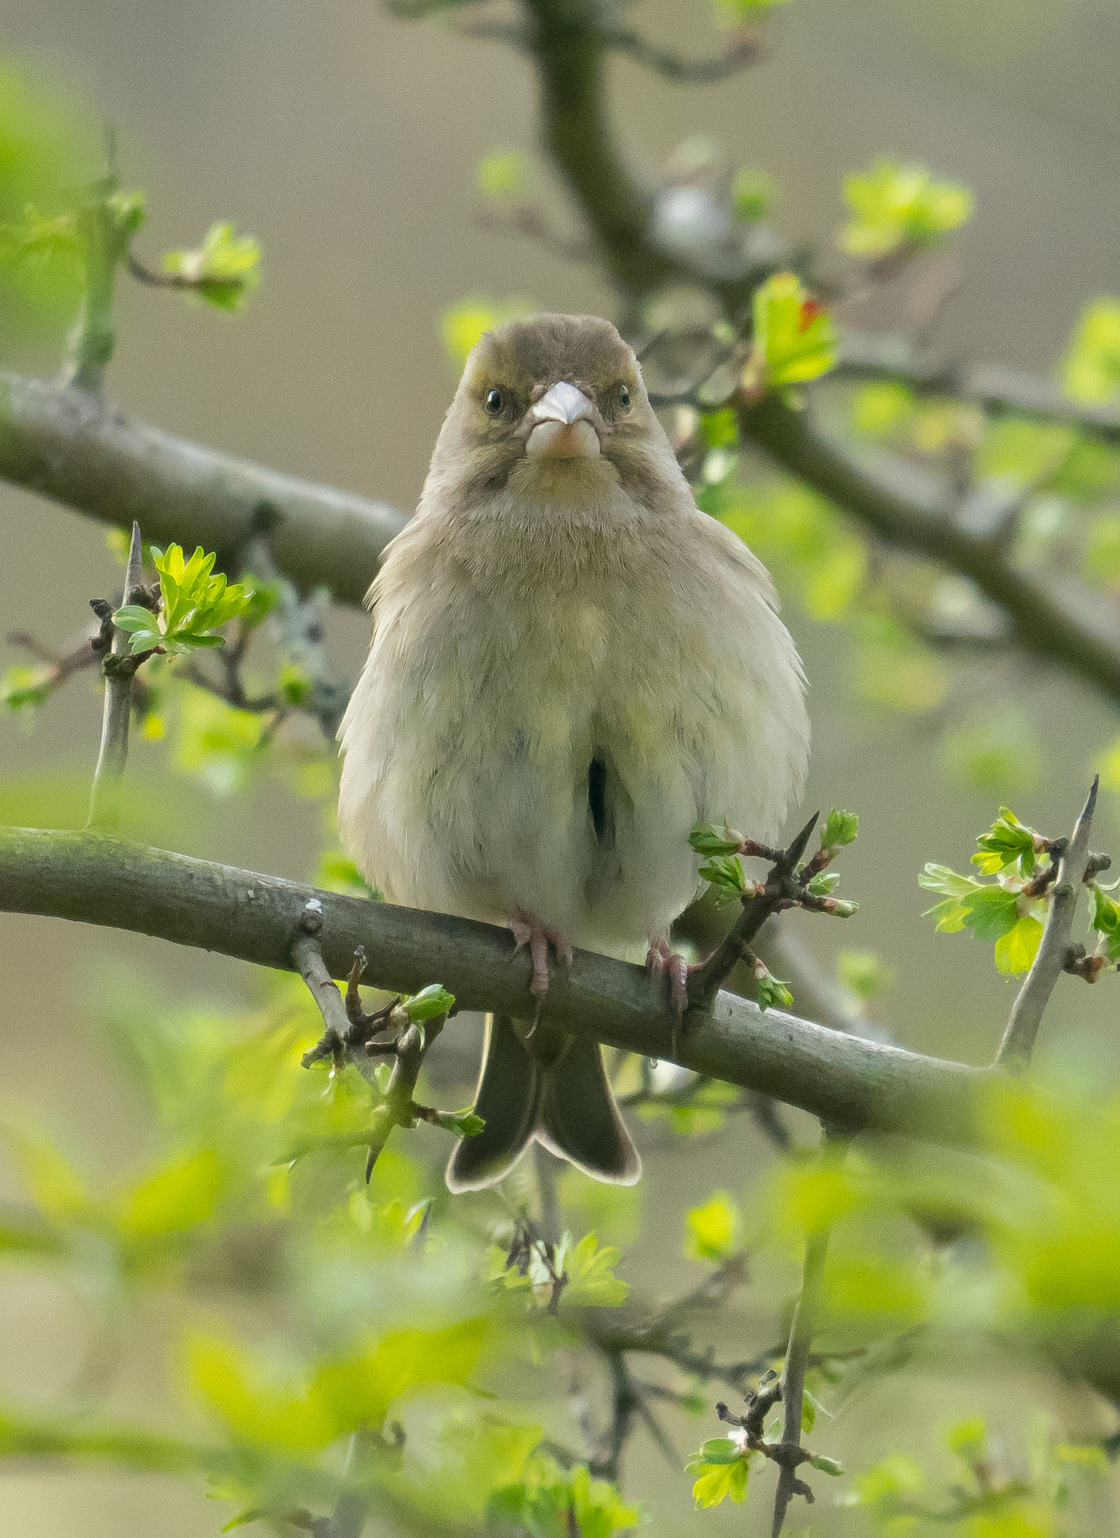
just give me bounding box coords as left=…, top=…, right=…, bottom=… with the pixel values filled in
left=732, top=167, right=776, bottom=223
left=809, top=1453, right=844, bottom=1476
left=919, top=863, right=980, bottom=899
left=433, top=1108, right=485, bottom=1138
left=821, top=809, right=859, bottom=849
left=115, top=1146, right=224, bottom=1239
left=689, top=1443, right=751, bottom=1508
left=163, top=221, right=260, bottom=312
left=836, top=950, right=893, bottom=1000
left=402, top=984, right=455, bottom=1022
left=1090, top=884, right=1120, bottom=959
left=562, top=1232, right=629, bottom=1307
left=755, top=965, right=793, bottom=1012
left=994, top=914, right=1044, bottom=976
left=685, top=1192, right=742, bottom=1263
left=698, top=853, right=747, bottom=897
left=477, top=149, right=531, bottom=200
left=749, top=272, right=837, bottom=396
left=1062, top=297, right=1120, bottom=404
left=1, top=664, right=52, bottom=714
left=689, top=820, right=743, bottom=857
left=441, top=296, right=533, bottom=365
left=960, top=885, right=1021, bottom=943
left=807, top=870, right=840, bottom=896
left=972, top=807, right=1039, bottom=876
left=840, top=158, right=973, bottom=259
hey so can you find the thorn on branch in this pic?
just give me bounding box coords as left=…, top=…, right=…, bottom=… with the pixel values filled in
left=87, top=520, right=146, bottom=830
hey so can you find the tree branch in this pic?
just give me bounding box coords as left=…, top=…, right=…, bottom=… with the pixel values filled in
left=0, top=372, right=406, bottom=607
left=996, top=779, right=1099, bottom=1070
left=837, top=330, right=1120, bottom=446
left=738, top=394, right=1120, bottom=711
left=0, top=826, right=987, bottom=1144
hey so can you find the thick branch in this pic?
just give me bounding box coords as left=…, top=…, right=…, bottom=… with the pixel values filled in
left=997, top=780, right=1099, bottom=1069
left=0, top=372, right=406, bottom=606
left=0, top=827, right=986, bottom=1144
left=739, top=395, right=1120, bottom=710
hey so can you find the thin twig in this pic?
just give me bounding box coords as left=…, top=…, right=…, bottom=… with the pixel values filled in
left=87, top=521, right=144, bottom=830
left=771, top=1222, right=830, bottom=1536
left=687, top=813, right=821, bottom=1008
left=996, top=779, right=1100, bottom=1070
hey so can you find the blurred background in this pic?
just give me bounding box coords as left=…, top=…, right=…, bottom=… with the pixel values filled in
left=2, top=0, right=1120, bottom=1532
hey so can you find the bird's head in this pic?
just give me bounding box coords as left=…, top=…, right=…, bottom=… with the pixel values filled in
left=430, top=313, right=677, bottom=511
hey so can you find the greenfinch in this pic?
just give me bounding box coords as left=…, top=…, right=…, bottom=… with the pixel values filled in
left=339, top=314, right=808, bottom=1190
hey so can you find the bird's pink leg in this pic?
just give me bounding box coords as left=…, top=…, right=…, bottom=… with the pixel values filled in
left=509, top=909, right=574, bottom=999
left=645, top=937, right=691, bottom=1020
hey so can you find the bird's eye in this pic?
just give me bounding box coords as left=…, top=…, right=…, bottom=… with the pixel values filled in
left=484, top=388, right=504, bottom=416
left=619, top=384, right=631, bottom=407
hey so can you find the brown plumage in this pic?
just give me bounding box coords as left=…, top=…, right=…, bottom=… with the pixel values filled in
left=339, top=313, right=809, bottom=1190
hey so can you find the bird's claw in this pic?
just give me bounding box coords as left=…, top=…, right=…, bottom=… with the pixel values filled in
left=646, top=938, right=694, bottom=1058
left=509, top=910, right=573, bottom=999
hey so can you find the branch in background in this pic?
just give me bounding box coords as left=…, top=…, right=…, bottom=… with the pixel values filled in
left=771, top=1179, right=833, bottom=1535
left=837, top=330, right=1120, bottom=446
left=87, top=520, right=145, bottom=829
left=244, top=518, right=351, bottom=739
left=0, top=826, right=987, bottom=1145
left=997, top=779, right=1100, bottom=1069
left=738, top=394, right=1120, bottom=712
left=0, top=372, right=406, bottom=607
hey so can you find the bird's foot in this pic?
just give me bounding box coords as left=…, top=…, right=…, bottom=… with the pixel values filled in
left=645, top=937, right=691, bottom=1019
left=509, top=910, right=574, bottom=1000
left=646, top=937, right=697, bottom=1060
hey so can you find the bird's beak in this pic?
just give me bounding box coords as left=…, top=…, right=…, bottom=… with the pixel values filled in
left=525, top=381, right=601, bottom=460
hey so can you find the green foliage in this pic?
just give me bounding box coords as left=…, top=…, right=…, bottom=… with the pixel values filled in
left=162, top=221, right=260, bottom=311
left=686, top=1437, right=751, bottom=1508
left=489, top=1456, right=643, bottom=1537
left=685, top=1192, right=742, bottom=1263
left=821, top=807, right=859, bottom=851
left=696, top=852, right=747, bottom=900
left=0, top=664, right=53, bottom=718
left=442, top=295, right=534, bottom=364
left=1062, top=298, right=1120, bottom=405
left=0, top=63, right=91, bottom=337
left=837, top=948, right=893, bottom=1000
left=840, top=157, right=973, bottom=259
left=689, top=820, right=743, bottom=858
left=918, top=805, right=1063, bottom=974
left=746, top=271, right=838, bottom=399
left=477, top=149, right=531, bottom=200
left=731, top=167, right=776, bottom=222
left=114, top=544, right=255, bottom=658
left=753, top=961, right=793, bottom=1010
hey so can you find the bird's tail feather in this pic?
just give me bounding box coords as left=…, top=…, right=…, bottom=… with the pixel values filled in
left=445, top=1015, right=641, bottom=1192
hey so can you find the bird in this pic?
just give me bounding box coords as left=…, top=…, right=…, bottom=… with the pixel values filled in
left=337, top=313, right=809, bottom=1192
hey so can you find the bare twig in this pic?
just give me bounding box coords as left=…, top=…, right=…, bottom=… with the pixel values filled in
left=686, top=813, right=823, bottom=1008
left=87, top=520, right=145, bottom=829
left=771, top=1222, right=830, bottom=1536
left=996, top=780, right=1099, bottom=1070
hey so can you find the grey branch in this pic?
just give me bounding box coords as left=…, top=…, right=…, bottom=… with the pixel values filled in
left=0, top=372, right=406, bottom=608
left=0, top=826, right=987, bottom=1145
left=738, top=396, right=1120, bottom=711
left=87, top=520, right=144, bottom=829
left=996, top=780, right=1099, bottom=1070
left=838, top=330, right=1120, bottom=446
